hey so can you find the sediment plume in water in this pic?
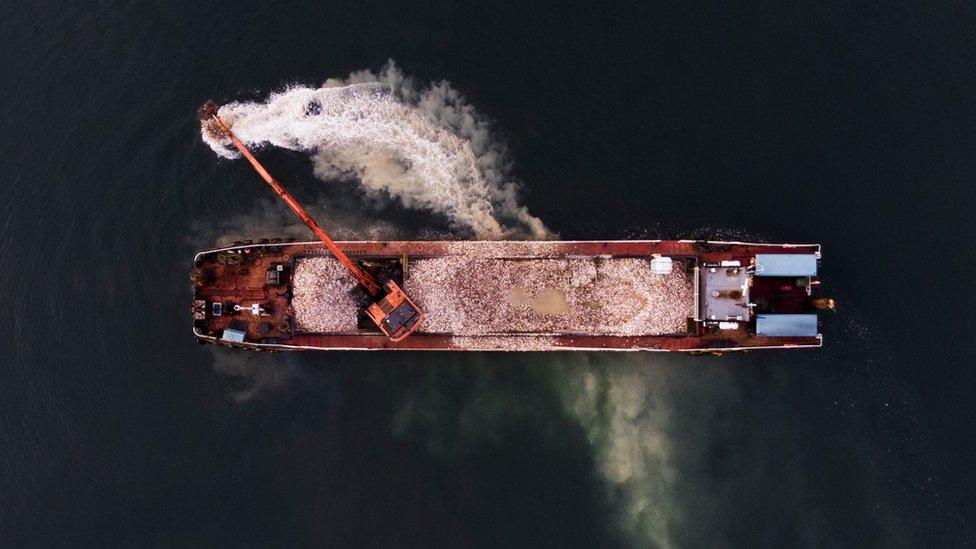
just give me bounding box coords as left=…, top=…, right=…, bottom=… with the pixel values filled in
left=201, top=61, right=551, bottom=240
left=197, top=72, right=908, bottom=545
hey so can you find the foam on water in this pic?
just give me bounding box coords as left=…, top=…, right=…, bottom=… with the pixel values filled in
left=202, top=62, right=551, bottom=239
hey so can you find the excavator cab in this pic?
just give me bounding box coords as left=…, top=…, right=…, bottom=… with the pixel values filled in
left=365, top=280, right=423, bottom=341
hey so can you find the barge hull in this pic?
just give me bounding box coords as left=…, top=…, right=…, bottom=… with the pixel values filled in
left=191, top=240, right=824, bottom=352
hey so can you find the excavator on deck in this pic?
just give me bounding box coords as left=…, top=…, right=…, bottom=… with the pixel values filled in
left=196, top=100, right=424, bottom=342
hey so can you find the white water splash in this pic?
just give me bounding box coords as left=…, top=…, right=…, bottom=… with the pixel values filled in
left=202, top=61, right=551, bottom=239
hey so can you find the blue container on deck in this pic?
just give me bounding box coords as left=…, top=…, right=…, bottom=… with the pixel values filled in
left=755, top=254, right=818, bottom=277
left=756, top=314, right=819, bottom=337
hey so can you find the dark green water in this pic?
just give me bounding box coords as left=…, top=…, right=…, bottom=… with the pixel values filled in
left=2, top=1, right=974, bottom=546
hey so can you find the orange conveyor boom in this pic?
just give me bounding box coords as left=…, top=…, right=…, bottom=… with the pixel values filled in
left=197, top=100, right=424, bottom=342
left=198, top=101, right=381, bottom=296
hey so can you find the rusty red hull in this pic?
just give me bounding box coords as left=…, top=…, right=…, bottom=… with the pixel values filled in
left=190, top=240, right=826, bottom=352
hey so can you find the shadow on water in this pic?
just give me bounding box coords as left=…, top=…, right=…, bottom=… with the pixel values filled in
left=197, top=350, right=621, bottom=547
left=200, top=311, right=927, bottom=547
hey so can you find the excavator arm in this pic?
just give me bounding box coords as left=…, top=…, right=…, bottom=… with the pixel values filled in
left=197, top=100, right=423, bottom=342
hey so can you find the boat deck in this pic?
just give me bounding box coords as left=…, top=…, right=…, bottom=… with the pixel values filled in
left=191, top=240, right=824, bottom=351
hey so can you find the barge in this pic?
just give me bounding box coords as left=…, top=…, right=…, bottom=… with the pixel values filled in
left=192, top=100, right=833, bottom=352
left=191, top=239, right=831, bottom=352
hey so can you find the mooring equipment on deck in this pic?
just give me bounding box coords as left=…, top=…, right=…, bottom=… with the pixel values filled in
left=197, top=100, right=423, bottom=341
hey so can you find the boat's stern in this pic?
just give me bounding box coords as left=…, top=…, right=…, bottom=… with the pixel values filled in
left=690, top=243, right=831, bottom=351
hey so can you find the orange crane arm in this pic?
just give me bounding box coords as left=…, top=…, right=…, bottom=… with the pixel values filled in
left=198, top=101, right=381, bottom=296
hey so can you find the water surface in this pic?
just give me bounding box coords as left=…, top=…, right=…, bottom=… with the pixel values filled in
left=2, top=1, right=974, bottom=545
